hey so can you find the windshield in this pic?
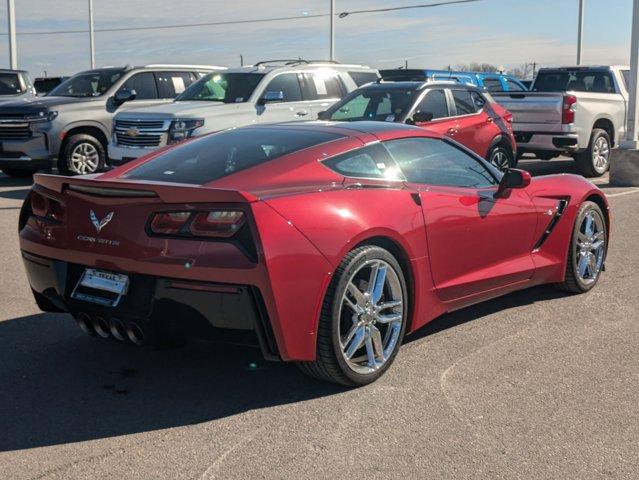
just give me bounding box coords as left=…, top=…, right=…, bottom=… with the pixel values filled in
left=176, top=72, right=265, bottom=103
left=533, top=70, right=615, bottom=93
left=324, top=88, right=417, bottom=122
left=0, top=73, right=24, bottom=95
left=49, top=69, right=124, bottom=97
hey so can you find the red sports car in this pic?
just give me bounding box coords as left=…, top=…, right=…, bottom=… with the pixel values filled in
left=19, top=122, right=609, bottom=385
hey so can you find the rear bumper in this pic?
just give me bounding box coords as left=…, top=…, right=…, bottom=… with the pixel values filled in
left=514, top=132, right=581, bottom=153
left=22, top=251, right=280, bottom=360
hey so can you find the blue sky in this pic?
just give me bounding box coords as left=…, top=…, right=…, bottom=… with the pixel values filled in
left=0, top=0, right=634, bottom=77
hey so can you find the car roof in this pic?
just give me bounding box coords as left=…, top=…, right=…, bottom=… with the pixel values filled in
left=223, top=62, right=373, bottom=75
left=358, top=80, right=480, bottom=91
left=0, top=69, right=28, bottom=74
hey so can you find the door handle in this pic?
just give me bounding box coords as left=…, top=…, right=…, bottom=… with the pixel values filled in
left=295, top=110, right=309, bottom=117
left=486, top=117, right=494, bottom=123
left=447, top=127, right=457, bottom=134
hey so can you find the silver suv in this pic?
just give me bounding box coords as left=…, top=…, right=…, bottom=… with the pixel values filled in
left=109, top=60, right=379, bottom=165
left=0, top=64, right=224, bottom=177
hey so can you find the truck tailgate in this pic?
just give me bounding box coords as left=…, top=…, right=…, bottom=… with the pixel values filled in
left=492, top=92, right=565, bottom=131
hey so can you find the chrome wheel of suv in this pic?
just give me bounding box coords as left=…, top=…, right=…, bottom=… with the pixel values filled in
left=592, top=136, right=610, bottom=174
left=69, top=142, right=100, bottom=175
left=487, top=145, right=512, bottom=171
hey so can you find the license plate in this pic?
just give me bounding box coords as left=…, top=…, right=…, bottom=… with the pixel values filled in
left=71, top=269, right=129, bottom=307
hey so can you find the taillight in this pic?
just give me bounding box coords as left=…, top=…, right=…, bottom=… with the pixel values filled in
left=150, top=212, right=191, bottom=235
left=562, top=95, right=577, bottom=124
left=30, top=191, right=64, bottom=222
left=190, top=211, right=245, bottom=238
left=149, top=210, right=245, bottom=238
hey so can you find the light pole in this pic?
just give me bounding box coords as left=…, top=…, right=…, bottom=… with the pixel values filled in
left=6, top=0, right=17, bottom=69
left=577, top=0, right=585, bottom=65
left=329, top=0, right=335, bottom=61
left=610, top=0, right=639, bottom=185
left=89, top=0, right=95, bottom=69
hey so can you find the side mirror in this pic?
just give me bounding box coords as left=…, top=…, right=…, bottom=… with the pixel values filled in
left=410, top=111, right=434, bottom=124
left=495, top=168, right=531, bottom=198
left=317, top=110, right=329, bottom=120
left=113, top=88, right=137, bottom=105
left=258, top=90, right=284, bottom=105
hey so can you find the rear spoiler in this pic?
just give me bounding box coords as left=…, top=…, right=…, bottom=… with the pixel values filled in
left=33, top=173, right=258, bottom=204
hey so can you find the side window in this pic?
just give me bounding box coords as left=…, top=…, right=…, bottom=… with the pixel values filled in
left=348, top=71, right=379, bottom=87
left=323, top=143, right=403, bottom=180
left=414, top=89, right=449, bottom=119
left=119, top=72, right=158, bottom=100
left=482, top=77, right=504, bottom=92
left=264, top=73, right=302, bottom=102
left=303, top=72, right=344, bottom=100
left=451, top=89, right=479, bottom=115
left=385, top=137, right=498, bottom=188
left=155, top=71, right=197, bottom=98
left=505, top=78, right=525, bottom=91
left=471, top=91, right=486, bottom=110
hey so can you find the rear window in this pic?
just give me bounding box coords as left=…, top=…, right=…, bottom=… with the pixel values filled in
left=124, top=128, right=343, bottom=184
left=0, top=73, right=24, bottom=95
left=533, top=70, right=615, bottom=93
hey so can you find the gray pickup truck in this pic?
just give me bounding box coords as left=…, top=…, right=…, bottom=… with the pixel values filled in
left=0, top=64, right=223, bottom=177
left=492, top=65, right=630, bottom=177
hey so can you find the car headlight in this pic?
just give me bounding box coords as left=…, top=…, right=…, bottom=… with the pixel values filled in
left=26, top=111, right=58, bottom=122
left=168, top=118, right=205, bottom=143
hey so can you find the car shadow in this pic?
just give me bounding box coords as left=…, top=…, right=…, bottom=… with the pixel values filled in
left=1, top=284, right=570, bottom=452
left=0, top=187, right=29, bottom=201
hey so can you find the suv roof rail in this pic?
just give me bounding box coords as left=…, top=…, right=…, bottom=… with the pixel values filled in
left=143, top=64, right=226, bottom=70
left=253, top=59, right=345, bottom=67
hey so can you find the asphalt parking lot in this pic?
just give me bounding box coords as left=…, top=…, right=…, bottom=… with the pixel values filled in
left=0, top=158, right=637, bottom=480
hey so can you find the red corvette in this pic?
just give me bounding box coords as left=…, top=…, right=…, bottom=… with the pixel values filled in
left=19, top=122, right=609, bottom=385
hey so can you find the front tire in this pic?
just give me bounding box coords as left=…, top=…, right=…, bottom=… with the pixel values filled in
left=574, top=128, right=610, bottom=177
left=58, top=134, right=106, bottom=176
left=298, top=245, right=408, bottom=386
left=560, top=201, right=607, bottom=293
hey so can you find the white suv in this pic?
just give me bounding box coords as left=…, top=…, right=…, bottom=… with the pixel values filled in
left=108, top=60, right=379, bottom=165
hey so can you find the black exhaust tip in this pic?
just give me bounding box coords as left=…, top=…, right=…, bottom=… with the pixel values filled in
left=93, top=316, right=111, bottom=339
left=75, top=312, right=96, bottom=336
left=109, top=318, right=127, bottom=341
left=126, top=322, right=145, bottom=346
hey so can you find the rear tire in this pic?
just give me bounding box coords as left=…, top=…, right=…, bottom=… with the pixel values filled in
left=574, top=129, right=610, bottom=177
left=487, top=145, right=514, bottom=171
left=560, top=201, right=607, bottom=293
left=58, top=134, right=106, bottom=176
left=1, top=168, right=36, bottom=178
left=298, top=245, right=408, bottom=386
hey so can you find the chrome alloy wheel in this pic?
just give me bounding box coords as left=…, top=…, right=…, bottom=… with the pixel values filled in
left=69, top=142, right=100, bottom=174
left=338, top=259, right=404, bottom=374
left=490, top=149, right=510, bottom=171
left=592, top=136, right=610, bottom=173
left=575, top=209, right=606, bottom=285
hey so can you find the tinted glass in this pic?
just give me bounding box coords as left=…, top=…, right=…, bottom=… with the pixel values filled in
left=621, top=70, right=630, bottom=91
left=125, top=128, right=342, bottom=184
left=177, top=72, right=265, bottom=103
left=303, top=72, right=343, bottom=100
left=0, top=73, right=23, bottom=95
left=155, top=71, right=197, bottom=98
left=326, top=88, right=416, bottom=122
left=119, top=72, right=158, bottom=100
left=49, top=69, right=124, bottom=97
left=471, top=91, right=486, bottom=110
left=385, top=137, right=497, bottom=188
left=483, top=77, right=503, bottom=91
left=505, top=78, right=525, bottom=91
left=533, top=70, right=615, bottom=93
left=34, top=78, right=63, bottom=94
left=323, top=143, right=403, bottom=180
left=264, top=73, right=302, bottom=102
left=348, top=71, right=379, bottom=87
left=452, top=90, right=478, bottom=115
left=414, top=89, right=448, bottom=119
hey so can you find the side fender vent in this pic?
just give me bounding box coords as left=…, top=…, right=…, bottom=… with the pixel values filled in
left=533, top=199, right=569, bottom=251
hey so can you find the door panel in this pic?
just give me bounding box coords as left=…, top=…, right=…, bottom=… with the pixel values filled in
left=450, top=90, right=500, bottom=157
left=418, top=186, right=537, bottom=301
left=256, top=73, right=312, bottom=123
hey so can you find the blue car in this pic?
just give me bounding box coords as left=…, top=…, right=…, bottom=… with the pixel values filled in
left=379, top=69, right=528, bottom=92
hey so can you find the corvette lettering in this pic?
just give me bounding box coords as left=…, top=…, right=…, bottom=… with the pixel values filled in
left=76, top=234, right=120, bottom=247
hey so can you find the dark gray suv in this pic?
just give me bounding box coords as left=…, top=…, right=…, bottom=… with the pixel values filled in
left=0, top=64, right=224, bottom=177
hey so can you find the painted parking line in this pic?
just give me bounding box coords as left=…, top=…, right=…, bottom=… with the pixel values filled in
left=605, top=188, right=639, bottom=198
